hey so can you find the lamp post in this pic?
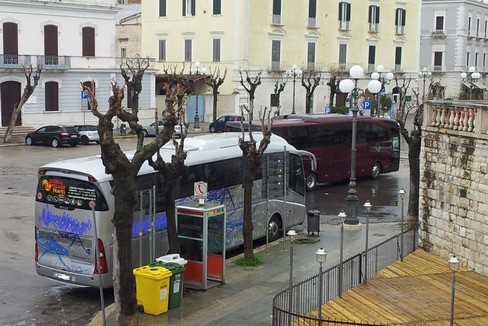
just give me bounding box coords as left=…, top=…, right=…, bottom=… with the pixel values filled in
left=370, top=65, right=393, bottom=117
left=338, top=210, right=346, bottom=298
left=448, top=255, right=460, bottom=326
left=363, top=200, right=372, bottom=283
left=399, top=188, right=405, bottom=261
left=287, top=228, right=297, bottom=319
left=339, top=65, right=380, bottom=227
left=287, top=65, right=303, bottom=114
left=316, top=246, right=327, bottom=325
left=191, top=61, right=207, bottom=130
left=419, top=67, right=432, bottom=101
left=460, top=66, right=480, bottom=100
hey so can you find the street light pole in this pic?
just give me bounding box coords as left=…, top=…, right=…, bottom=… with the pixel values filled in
left=287, top=228, right=297, bottom=321
left=461, top=66, right=480, bottom=100
left=419, top=67, right=432, bottom=102
left=315, top=246, right=327, bottom=326
left=191, top=61, right=207, bottom=130
left=448, top=255, right=460, bottom=326
left=399, top=188, right=405, bottom=261
left=370, top=65, right=393, bottom=117
left=338, top=210, right=346, bottom=298
left=363, top=200, right=372, bottom=283
left=287, top=65, right=302, bottom=114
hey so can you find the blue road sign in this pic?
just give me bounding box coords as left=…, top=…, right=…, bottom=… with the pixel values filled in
left=325, top=106, right=331, bottom=114
left=363, top=100, right=371, bottom=110
left=81, top=90, right=88, bottom=99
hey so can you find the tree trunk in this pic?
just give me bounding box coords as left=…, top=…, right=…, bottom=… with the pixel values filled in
left=243, top=173, right=254, bottom=258
left=165, top=171, right=180, bottom=254
left=407, top=133, right=421, bottom=228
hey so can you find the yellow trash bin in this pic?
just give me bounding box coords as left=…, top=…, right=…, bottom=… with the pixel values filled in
left=133, top=265, right=172, bottom=315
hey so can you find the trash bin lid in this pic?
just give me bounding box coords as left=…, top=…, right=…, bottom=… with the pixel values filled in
left=160, top=262, right=185, bottom=274
left=133, top=265, right=172, bottom=279
left=156, top=254, right=188, bottom=266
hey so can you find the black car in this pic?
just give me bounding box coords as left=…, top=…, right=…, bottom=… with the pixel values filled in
left=209, top=115, right=243, bottom=133
left=25, top=125, right=80, bottom=148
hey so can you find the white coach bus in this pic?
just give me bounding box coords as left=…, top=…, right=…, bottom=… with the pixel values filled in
left=34, top=133, right=307, bottom=288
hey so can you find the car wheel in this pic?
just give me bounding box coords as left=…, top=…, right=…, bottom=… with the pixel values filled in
left=268, top=215, right=282, bottom=242
left=25, top=137, right=33, bottom=146
left=371, top=162, right=381, bottom=179
left=51, top=138, right=60, bottom=148
left=306, top=172, right=318, bottom=191
left=81, top=136, right=89, bottom=145
left=210, top=126, right=216, bottom=133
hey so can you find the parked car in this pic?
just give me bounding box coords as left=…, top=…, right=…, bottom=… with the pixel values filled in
left=142, top=121, right=186, bottom=137
left=25, top=125, right=80, bottom=148
left=74, top=125, right=100, bottom=145
left=209, top=114, right=243, bottom=133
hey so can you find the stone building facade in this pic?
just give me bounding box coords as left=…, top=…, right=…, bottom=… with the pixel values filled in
left=420, top=100, right=488, bottom=276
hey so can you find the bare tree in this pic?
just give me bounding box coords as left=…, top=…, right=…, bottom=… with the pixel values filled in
left=206, top=67, right=227, bottom=122
left=120, top=56, right=150, bottom=117
left=272, top=74, right=287, bottom=115
left=394, top=75, right=421, bottom=228
left=326, top=67, right=346, bottom=108
left=238, top=69, right=275, bottom=258
left=3, top=65, right=41, bottom=143
left=302, top=70, right=321, bottom=114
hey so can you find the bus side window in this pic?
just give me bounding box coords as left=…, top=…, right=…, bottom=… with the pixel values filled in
left=288, top=154, right=305, bottom=196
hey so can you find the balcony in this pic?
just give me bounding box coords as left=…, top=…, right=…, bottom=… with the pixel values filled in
left=339, top=20, right=349, bottom=31
left=369, top=23, right=379, bottom=33
left=271, top=14, right=284, bottom=26
left=0, top=54, right=31, bottom=69
left=431, top=30, right=446, bottom=39
left=307, top=17, right=319, bottom=28
left=395, top=25, right=405, bottom=35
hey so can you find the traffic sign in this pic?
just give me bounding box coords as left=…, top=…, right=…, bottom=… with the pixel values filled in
left=363, top=100, right=371, bottom=110
left=325, top=107, right=331, bottom=114
left=81, top=90, right=88, bottom=99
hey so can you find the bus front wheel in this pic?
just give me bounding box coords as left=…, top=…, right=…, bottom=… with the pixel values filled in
left=306, top=172, right=318, bottom=191
left=268, top=215, right=282, bottom=242
left=371, top=162, right=381, bottom=179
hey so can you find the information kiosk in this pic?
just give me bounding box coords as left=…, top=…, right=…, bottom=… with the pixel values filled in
left=176, top=202, right=226, bottom=290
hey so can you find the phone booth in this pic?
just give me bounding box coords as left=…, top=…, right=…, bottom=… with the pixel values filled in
left=176, top=202, right=226, bottom=290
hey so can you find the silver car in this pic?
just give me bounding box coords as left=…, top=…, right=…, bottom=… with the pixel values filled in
left=142, top=121, right=185, bottom=137
left=75, top=125, right=100, bottom=145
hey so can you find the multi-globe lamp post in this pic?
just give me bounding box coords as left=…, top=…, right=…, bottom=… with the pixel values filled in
left=419, top=67, right=432, bottom=101
left=370, top=65, right=394, bottom=117
left=191, top=61, right=207, bottom=130
left=460, top=66, right=480, bottom=100
left=339, top=65, right=381, bottom=227
left=286, top=65, right=303, bottom=114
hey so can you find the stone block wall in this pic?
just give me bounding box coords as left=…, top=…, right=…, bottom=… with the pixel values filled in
left=420, top=130, right=488, bottom=276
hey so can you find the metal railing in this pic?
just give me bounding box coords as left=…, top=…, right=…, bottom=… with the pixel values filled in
left=272, top=228, right=418, bottom=326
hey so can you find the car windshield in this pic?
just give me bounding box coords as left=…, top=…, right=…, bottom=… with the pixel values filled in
left=65, top=127, right=79, bottom=133
left=86, top=125, right=97, bottom=131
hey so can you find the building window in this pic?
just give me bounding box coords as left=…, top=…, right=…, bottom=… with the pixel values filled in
left=466, top=52, right=470, bottom=67
left=45, top=82, right=59, bottom=112
left=308, top=0, right=317, bottom=28
left=82, top=27, right=95, bottom=57
left=271, top=40, right=280, bottom=71
left=159, top=0, right=166, bottom=17
left=468, top=16, right=472, bottom=36
left=434, top=52, right=443, bottom=71
left=212, top=39, right=221, bottom=62
left=44, top=24, right=58, bottom=65
left=485, top=19, right=488, bottom=37
left=213, top=0, right=221, bottom=15
left=272, top=0, right=282, bottom=25
left=475, top=52, right=479, bottom=67
left=184, top=39, right=192, bottom=62
left=395, top=47, right=402, bottom=71
left=82, top=81, right=95, bottom=110
left=368, top=45, right=376, bottom=72
left=435, top=16, right=444, bottom=32
left=3, top=22, right=18, bottom=64
left=159, top=40, right=166, bottom=61
left=395, top=8, right=406, bottom=34
left=307, top=42, right=315, bottom=70
left=368, top=5, right=380, bottom=32
left=483, top=53, right=487, bottom=68
left=121, top=48, right=126, bottom=59
left=183, top=0, right=195, bottom=17
left=338, top=2, right=351, bottom=30
left=339, top=44, right=347, bottom=65
left=477, top=18, right=480, bottom=36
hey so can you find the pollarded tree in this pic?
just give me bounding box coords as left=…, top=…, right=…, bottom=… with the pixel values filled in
left=120, top=56, right=150, bottom=117
left=238, top=69, right=275, bottom=258
left=206, top=67, right=227, bottom=122
left=326, top=67, right=346, bottom=108
left=3, top=65, right=42, bottom=143
left=302, top=70, right=321, bottom=114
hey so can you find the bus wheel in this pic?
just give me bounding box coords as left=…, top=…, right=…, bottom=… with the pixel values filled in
left=268, top=215, right=282, bottom=242
left=306, top=172, right=318, bottom=191
left=371, top=162, right=381, bottom=179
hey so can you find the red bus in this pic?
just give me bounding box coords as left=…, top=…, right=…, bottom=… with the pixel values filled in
left=270, top=114, right=401, bottom=190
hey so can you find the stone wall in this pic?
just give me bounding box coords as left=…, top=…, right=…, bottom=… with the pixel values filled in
left=420, top=126, right=488, bottom=276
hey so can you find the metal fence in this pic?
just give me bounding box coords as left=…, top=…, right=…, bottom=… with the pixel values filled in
left=272, top=228, right=418, bottom=326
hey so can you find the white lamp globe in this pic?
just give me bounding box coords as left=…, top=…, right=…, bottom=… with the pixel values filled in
left=339, top=79, right=355, bottom=93
left=386, top=72, right=394, bottom=81
left=349, top=65, right=364, bottom=79
left=460, top=72, right=467, bottom=79
left=472, top=72, right=480, bottom=80
left=469, top=66, right=475, bottom=73
left=201, top=66, right=207, bottom=74
left=371, top=72, right=380, bottom=80
left=368, top=80, right=382, bottom=94
left=376, top=65, right=384, bottom=73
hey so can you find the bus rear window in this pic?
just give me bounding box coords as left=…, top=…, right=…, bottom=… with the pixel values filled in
left=36, top=176, right=109, bottom=211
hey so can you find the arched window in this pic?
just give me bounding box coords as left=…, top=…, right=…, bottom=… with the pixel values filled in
left=82, top=27, right=95, bottom=57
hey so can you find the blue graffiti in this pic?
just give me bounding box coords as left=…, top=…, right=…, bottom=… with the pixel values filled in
left=38, top=239, right=68, bottom=259
left=38, top=205, right=92, bottom=235
left=132, top=213, right=168, bottom=237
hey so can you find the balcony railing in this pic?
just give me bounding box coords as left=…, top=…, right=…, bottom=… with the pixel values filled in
left=424, top=100, right=488, bottom=137
left=38, top=55, right=71, bottom=69
left=0, top=54, right=31, bottom=68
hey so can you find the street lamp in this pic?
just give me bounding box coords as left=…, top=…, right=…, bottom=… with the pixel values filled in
left=419, top=67, right=432, bottom=101
left=339, top=65, right=380, bottom=227
left=448, top=255, right=460, bottom=326
left=363, top=200, right=372, bottom=283
left=315, top=246, right=327, bottom=325
left=338, top=210, right=346, bottom=298
left=370, top=65, right=393, bottom=117
left=460, top=66, right=481, bottom=100
left=399, top=188, right=406, bottom=261
left=287, top=228, right=297, bottom=318
left=191, top=61, right=207, bottom=130
left=287, top=65, right=303, bottom=114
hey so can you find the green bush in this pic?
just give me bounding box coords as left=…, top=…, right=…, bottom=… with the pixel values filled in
left=331, top=106, right=349, bottom=114
left=235, top=255, right=263, bottom=266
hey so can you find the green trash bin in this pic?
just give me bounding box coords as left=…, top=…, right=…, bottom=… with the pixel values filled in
left=149, top=261, right=185, bottom=309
